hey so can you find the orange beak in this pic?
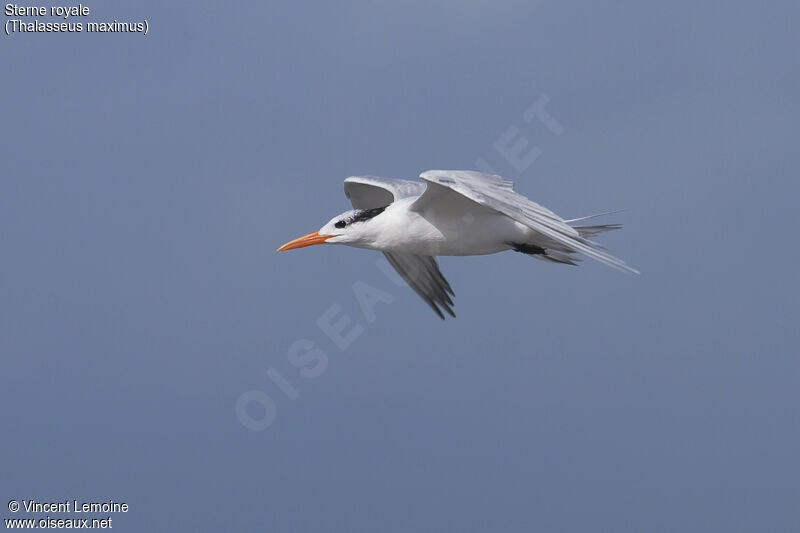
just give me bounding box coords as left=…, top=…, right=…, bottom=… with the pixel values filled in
left=277, top=230, right=334, bottom=252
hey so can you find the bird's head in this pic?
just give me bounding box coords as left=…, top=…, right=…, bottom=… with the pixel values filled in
left=277, top=206, right=387, bottom=251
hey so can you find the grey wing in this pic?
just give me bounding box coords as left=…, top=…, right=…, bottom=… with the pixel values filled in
left=343, top=176, right=455, bottom=318
left=344, top=176, right=426, bottom=209
left=417, top=170, right=639, bottom=274
left=383, top=252, right=455, bottom=320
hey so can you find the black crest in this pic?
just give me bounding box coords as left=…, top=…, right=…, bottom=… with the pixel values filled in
left=351, top=206, right=387, bottom=223
left=335, top=206, right=387, bottom=228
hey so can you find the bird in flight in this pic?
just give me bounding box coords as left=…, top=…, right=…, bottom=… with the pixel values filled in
left=278, top=170, right=637, bottom=319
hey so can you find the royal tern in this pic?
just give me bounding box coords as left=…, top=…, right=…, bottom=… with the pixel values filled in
left=278, top=170, right=637, bottom=318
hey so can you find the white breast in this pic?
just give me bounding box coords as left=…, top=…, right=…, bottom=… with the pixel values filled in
left=371, top=199, right=530, bottom=256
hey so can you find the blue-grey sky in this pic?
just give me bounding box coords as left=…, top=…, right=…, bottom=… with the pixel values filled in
left=2, top=1, right=798, bottom=531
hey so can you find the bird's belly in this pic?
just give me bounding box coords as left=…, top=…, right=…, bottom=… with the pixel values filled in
left=381, top=212, right=529, bottom=256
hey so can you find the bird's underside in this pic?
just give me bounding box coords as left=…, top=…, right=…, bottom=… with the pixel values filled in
left=336, top=170, right=637, bottom=319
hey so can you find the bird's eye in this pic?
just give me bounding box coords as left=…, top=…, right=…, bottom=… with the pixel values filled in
left=334, top=220, right=346, bottom=229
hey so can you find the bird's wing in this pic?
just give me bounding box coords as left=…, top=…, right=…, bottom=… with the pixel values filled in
left=383, top=252, right=455, bottom=319
left=344, top=176, right=426, bottom=209
left=415, top=170, right=638, bottom=273
left=343, top=176, right=455, bottom=319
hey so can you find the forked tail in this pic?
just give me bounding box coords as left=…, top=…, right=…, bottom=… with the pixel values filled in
left=514, top=210, right=639, bottom=273
left=573, top=223, right=621, bottom=238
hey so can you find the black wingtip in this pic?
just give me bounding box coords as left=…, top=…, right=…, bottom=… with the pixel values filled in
left=434, top=302, right=456, bottom=320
